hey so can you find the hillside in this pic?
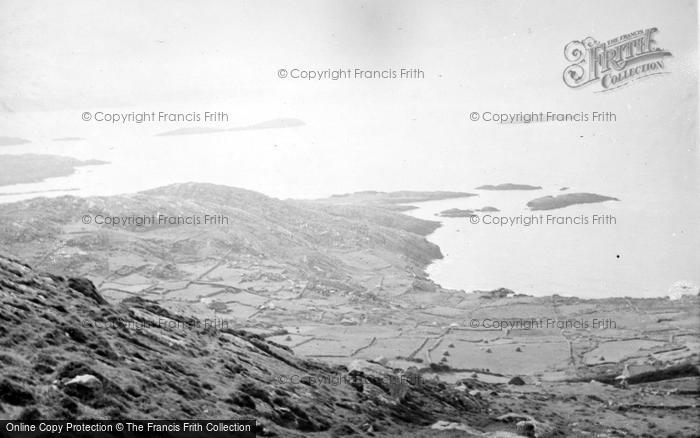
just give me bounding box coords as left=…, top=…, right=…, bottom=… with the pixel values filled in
left=0, top=254, right=494, bottom=436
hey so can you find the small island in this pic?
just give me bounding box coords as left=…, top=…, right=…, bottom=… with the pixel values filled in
left=438, top=208, right=476, bottom=217
left=475, top=206, right=500, bottom=212
left=326, top=190, right=477, bottom=205
left=156, top=127, right=226, bottom=136
left=0, top=154, right=109, bottom=186
left=52, top=137, right=86, bottom=142
left=157, top=118, right=306, bottom=136
left=0, top=136, right=30, bottom=146
left=476, top=183, right=542, bottom=190
left=527, top=192, right=619, bottom=210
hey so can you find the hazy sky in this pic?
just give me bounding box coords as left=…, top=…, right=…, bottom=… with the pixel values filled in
left=0, top=0, right=697, bottom=199
left=1, top=0, right=697, bottom=106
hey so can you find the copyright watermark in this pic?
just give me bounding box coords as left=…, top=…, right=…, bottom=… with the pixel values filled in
left=277, top=67, right=425, bottom=80
left=468, top=111, right=616, bottom=123
left=81, top=111, right=229, bottom=123
left=2, top=420, right=254, bottom=435
left=466, top=214, right=616, bottom=226
left=80, top=214, right=230, bottom=227
left=274, top=373, right=423, bottom=386
left=469, top=318, right=617, bottom=330
left=81, top=318, right=229, bottom=331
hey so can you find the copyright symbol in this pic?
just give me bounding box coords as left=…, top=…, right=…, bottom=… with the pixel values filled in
left=82, top=112, right=92, bottom=121
left=469, top=112, right=480, bottom=121
left=470, top=319, right=480, bottom=328
left=278, top=69, right=288, bottom=78
left=81, top=215, right=92, bottom=224
left=469, top=215, right=479, bottom=224
left=115, top=423, right=123, bottom=432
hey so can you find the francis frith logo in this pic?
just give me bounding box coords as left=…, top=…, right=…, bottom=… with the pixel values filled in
left=563, top=28, right=672, bottom=92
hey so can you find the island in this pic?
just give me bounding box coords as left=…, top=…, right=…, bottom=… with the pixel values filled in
left=156, top=118, right=306, bottom=136
left=476, top=183, right=542, bottom=190
left=475, top=206, right=500, bottom=212
left=156, top=127, right=226, bottom=136
left=52, top=137, right=86, bottom=142
left=321, top=190, right=477, bottom=212
left=527, top=192, right=619, bottom=210
left=438, top=208, right=476, bottom=217
left=0, top=154, right=109, bottom=186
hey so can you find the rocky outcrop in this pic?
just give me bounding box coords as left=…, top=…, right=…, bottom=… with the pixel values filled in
left=474, top=287, right=517, bottom=299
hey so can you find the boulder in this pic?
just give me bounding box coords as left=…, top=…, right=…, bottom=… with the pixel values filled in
left=516, top=418, right=554, bottom=438
left=508, top=376, right=526, bottom=386
left=62, top=374, right=102, bottom=400
left=67, top=278, right=107, bottom=305
left=497, top=413, right=554, bottom=438
left=347, top=360, right=389, bottom=377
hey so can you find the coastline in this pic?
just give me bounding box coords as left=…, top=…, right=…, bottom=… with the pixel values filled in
left=404, top=194, right=699, bottom=299
left=0, top=184, right=698, bottom=436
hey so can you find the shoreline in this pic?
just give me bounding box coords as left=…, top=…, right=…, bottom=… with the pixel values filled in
left=0, top=183, right=698, bottom=436
left=404, top=196, right=698, bottom=300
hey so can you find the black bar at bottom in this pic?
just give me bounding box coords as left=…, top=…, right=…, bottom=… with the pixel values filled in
left=0, top=420, right=256, bottom=438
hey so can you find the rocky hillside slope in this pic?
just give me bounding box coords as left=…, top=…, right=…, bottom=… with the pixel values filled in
left=0, top=255, right=496, bottom=436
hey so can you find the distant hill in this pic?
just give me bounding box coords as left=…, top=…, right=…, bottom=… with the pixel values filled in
left=0, top=136, right=30, bottom=146
left=322, top=190, right=477, bottom=211
left=476, top=183, right=542, bottom=190
left=156, top=118, right=305, bottom=136
left=0, top=154, right=109, bottom=186
left=229, top=118, right=305, bottom=131
left=155, top=127, right=226, bottom=136
left=52, top=137, right=86, bottom=142
left=0, top=182, right=446, bottom=278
